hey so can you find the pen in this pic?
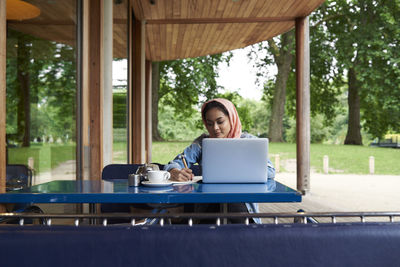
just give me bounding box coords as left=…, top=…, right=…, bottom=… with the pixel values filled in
left=182, top=153, right=188, bottom=169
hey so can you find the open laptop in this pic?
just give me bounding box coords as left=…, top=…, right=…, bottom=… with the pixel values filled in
left=202, top=138, right=269, bottom=183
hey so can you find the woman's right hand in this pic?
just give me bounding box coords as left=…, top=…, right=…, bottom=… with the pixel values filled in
left=169, top=168, right=194, bottom=181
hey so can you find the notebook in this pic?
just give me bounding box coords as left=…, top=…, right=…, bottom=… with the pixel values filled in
left=202, top=138, right=269, bottom=183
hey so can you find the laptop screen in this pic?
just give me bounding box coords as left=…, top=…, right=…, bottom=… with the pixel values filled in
left=202, top=138, right=269, bottom=183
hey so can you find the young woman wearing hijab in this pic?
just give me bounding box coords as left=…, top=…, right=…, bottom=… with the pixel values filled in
left=163, top=98, right=276, bottom=223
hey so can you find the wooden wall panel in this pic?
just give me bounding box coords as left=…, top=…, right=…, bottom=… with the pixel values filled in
left=0, top=0, right=6, bottom=197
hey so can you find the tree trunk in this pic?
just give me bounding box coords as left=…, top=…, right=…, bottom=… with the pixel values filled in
left=268, top=31, right=294, bottom=142
left=151, top=62, right=163, bottom=141
left=16, top=37, right=30, bottom=147
left=344, top=67, right=363, bottom=145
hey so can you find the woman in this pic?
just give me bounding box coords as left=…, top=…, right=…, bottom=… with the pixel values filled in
left=164, top=98, right=276, bottom=223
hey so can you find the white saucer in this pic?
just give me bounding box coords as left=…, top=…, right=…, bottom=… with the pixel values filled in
left=141, top=181, right=173, bottom=187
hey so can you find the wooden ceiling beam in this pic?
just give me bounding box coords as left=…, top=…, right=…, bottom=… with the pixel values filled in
left=8, top=18, right=127, bottom=26
left=146, top=17, right=295, bottom=25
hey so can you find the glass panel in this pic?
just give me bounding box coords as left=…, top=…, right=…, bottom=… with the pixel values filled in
left=6, top=0, right=77, bottom=185
left=112, top=0, right=128, bottom=163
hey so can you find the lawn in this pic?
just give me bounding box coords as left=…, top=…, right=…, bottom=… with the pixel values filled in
left=7, top=143, right=75, bottom=174
left=151, top=142, right=400, bottom=175
left=7, top=141, right=400, bottom=175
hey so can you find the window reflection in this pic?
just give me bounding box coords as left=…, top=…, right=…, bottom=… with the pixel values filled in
left=112, top=0, right=128, bottom=163
left=6, top=0, right=77, bottom=184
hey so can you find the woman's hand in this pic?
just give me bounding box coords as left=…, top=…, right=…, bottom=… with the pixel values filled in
left=169, top=168, right=194, bottom=181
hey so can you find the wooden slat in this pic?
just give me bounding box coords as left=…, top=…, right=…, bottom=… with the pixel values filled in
left=172, top=0, right=181, bottom=19
left=130, top=19, right=146, bottom=164
left=146, top=20, right=295, bottom=61
left=88, top=0, right=103, bottom=180
left=145, top=60, right=152, bottom=163
left=80, top=0, right=90, bottom=180
left=0, top=0, right=6, bottom=197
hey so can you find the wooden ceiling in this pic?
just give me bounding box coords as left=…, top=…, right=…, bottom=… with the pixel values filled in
left=134, top=0, right=325, bottom=61
left=7, top=0, right=129, bottom=59
left=6, top=0, right=325, bottom=61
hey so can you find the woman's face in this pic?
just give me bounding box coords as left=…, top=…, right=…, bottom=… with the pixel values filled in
left=205, top=107, right=231, bottom=138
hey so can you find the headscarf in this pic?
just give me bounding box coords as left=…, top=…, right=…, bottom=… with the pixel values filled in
left=201, top=98, right=242, bottom=138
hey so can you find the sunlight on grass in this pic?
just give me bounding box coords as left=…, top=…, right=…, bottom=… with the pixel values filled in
left=9, top=142, right=399, bottom=175
left=150, top=142, right=400, bottom=175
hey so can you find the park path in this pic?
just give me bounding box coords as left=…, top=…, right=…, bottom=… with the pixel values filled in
left=260, top=172, right=400, bottom=216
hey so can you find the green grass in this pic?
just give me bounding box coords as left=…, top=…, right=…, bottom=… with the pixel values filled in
left=150, top=142, right=400, bottom=175
left=309, top=144, right=400, bottom=174
left=151, top=141, right=192, bottom=164
left=8, top=143, right=75, bottom=173
left=8, top=142, right=400, bottom=175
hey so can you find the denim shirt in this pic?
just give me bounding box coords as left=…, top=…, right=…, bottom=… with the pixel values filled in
left=164, top=132, right=276, bottom=224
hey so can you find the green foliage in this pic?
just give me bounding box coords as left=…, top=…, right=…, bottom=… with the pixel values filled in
left=158, top=103, right=204, bottom=141
left=286, top=115, right=331, bottom=144
left=311, top=0, right=400, bottom=138
left=157, top=90, right=271, bottom=140
left=113, top=93, right=127, bottom=128
left=159, top=53, right=232, bottom=121
left=6, top=29, right=76, bottom=143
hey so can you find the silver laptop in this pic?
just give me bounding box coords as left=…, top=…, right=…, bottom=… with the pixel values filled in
left=202, top=138, right=269, bottom=183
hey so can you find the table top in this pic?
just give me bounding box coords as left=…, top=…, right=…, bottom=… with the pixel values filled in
left=0, top=179, right=301, bottom=204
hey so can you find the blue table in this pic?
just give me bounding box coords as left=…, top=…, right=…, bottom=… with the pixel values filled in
left=0, top=179, right=301, bottom=204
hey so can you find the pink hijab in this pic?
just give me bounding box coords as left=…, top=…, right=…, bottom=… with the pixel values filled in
left=201, top=98, right=242, bottom=138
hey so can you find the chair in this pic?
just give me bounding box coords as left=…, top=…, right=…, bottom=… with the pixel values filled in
left=6, top=164, right=33, bottom=191
left=101, top=163, right=167, bottom=224
left=190, top=164, right=202, bottom=176
left=2, top=164, right=43, bottom=224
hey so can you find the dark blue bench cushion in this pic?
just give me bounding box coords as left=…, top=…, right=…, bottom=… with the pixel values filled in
left=1, top=223, right=400, bottom=267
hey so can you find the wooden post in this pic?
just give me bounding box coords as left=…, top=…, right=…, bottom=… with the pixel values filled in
left=295, top=17, right=310, bottom=194
left=145, top=60, right=152, bottom=163
left=323, top=155, right=329, bottom=174
left=0, top=0, right=6, bottom=200
left=369, top=156, right=375, bottom=174
left=274, top=155, right=280, bottom=173
left=88, top=0, right=104, bottom=180
left=129, top=18, right=146, bottom=164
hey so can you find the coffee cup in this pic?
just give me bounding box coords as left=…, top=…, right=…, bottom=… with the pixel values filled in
left=147, top=170, right=170, bottom=183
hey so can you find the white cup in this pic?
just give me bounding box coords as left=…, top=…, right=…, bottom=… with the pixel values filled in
left=147, top=170, right=170, bottom=183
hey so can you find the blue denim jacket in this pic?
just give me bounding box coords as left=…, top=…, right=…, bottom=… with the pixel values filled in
left=164, top=132, right=276, bottom=224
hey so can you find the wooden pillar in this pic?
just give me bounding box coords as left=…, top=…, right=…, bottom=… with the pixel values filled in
left=295, top=17, right=310, bottom=194
left=145, top=60, right=152, bottom=163
left=88, top=0, right=104, bottom=179
left=0, top=0, right=6, bottom=199
left=103, top=0, right=113, bottom=167
left=129, top=18, right=146, bottom=164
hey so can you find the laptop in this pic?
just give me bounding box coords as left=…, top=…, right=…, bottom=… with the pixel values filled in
left=202, top=138, right=269, bottom=183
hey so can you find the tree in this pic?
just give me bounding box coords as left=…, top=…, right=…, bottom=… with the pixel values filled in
left=249, top=28, right=340, bottom=143
left=152, top=54, right=231, bottom=141
left=249, top=31, right=295, bottom=142
left=312, top=0, right=400, bottom=144
left=7, top=29, right=76, bottom=145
